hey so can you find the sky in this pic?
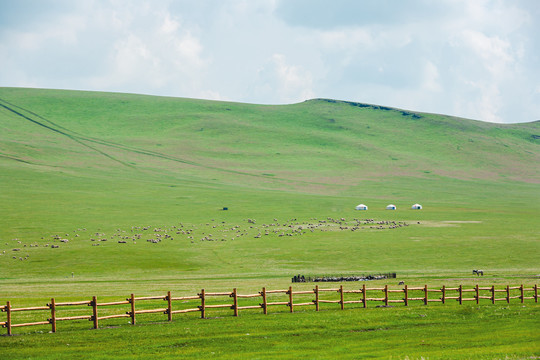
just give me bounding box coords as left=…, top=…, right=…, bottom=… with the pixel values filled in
left=1, top=0, right=539, bottom=123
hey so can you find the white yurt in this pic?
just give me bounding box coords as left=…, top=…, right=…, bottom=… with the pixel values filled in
left=411, top=203, right=422, bottom=210
left=355, top=204, right=368, bottom=210
left=386, top=204, right=396, bottom=210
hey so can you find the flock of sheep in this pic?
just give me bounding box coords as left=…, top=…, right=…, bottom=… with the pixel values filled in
left=2, top=217, right=416, bottom=261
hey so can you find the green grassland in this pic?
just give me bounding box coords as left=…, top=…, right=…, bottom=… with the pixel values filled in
left=0, top=87, right=539, bottom=358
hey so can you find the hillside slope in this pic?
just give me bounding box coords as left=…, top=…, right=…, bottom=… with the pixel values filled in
left=0, top=87, right=539, bottom=238
left=1, top=88, right=538, bottom=189
left=0, top=87, right=539, bottom=303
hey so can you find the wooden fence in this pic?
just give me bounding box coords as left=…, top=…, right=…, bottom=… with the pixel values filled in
left=1, top=284, right=537, bottom=335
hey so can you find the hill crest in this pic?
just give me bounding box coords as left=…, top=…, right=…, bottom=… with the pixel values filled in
left=0, top=88, right=538, bottom=195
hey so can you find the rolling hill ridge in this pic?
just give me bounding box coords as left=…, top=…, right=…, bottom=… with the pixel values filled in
left=1, top=88, right=538, bottom=191
left=0, top=87, right=538, bottom=238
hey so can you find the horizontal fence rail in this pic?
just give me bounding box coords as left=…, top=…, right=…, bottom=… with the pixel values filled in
left=1, top=284, right=537, bottom=335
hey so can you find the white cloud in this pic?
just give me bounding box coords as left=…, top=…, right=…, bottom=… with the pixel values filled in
left=478, top=85, right=503, bottom=124
left=318, top=28, right=373, bottom=50
left=160, top=12, right=180, bottom=34
left=254, top=54, right=314, bottom=103
left=82, top=4, right=211, bottom=97
left=0, top=0, right=538, bottom=123
left=459, top=30, right=514, bottom=74
left=422, top=61, right=442, bottom=93
left=3, top=10, right=85, bottom=51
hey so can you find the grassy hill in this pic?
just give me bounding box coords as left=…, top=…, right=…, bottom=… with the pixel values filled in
left=1, top=88, right=538, bottom=188
left=0, top=87, right=538, bottom=232
left=1, top=86, right=539, bottom=276
left=1, top=85, right=538, bottom=267
left=0, top=87, right=539, bottom=358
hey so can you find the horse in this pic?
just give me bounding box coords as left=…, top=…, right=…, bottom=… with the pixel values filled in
left=472, top=269, right=484, bottom=276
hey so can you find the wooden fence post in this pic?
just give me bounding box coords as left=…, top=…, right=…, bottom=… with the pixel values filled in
left=200, top=289, right=206, bottom=319
left=50, top=298, right=56, bottom=333
left=92, top=296, right=98, bottom=329
left=441, top=285, right=446, bottom=304
left=362, top=284, right=367, bottom=308
left=6, top=301, right=11, bottom=336
left=261, top=287, right=267, bottom=315
left=6, top=282, right=537, bottom=337
left=130, top=293, right=136, bottom=325
left=404, top=285, right=408, bottom=306
left=288, top=286, right=293, bottom=313
left=233, top=288, right=238, bottom=316
left=167, top=291, right=172, bottom=322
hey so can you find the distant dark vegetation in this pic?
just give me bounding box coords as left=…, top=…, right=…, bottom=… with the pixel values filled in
left=315, top=98, right=422, bottom=119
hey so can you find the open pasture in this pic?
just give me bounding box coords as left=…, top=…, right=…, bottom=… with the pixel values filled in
left=0, top=88, right=539, bottom=358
